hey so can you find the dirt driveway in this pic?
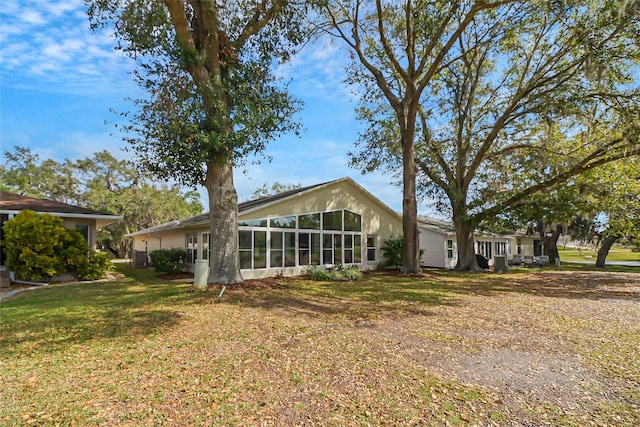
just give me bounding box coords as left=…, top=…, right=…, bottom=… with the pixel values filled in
left=359, top=270, right=640, bottom=425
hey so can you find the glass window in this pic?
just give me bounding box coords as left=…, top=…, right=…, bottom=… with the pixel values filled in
left=270, top=231, right=283, bottom=268
left=270, top=216, right=296, bottom=229
left=239, top=230, right=252, bottom=269
left=495, top=241, right=507, bottom=256
left=299, top=232, right=310, bottom=266
left=322, top=211, right=342, bottom=231
left=299, top=213, right=320, bottom=230
left=334, top=234, right=342, bottom=263
left=311, top=233, right=321, bottom=264
left=186, top=233, right=198, bottom=264
left=284, top=232, right=296, bottom=267
left=202, top=232, right=210, bottom=260
left=76, top=224, right=90, bottom=243
left=354, top=234, right=362, bottom=263
left=366, top=235, right=376, bottom=262
left=238, top=219, right=268, bottom=227
left=446, top=239, right=454, bottom=259
left=344, top=234, right=353, bottom=263
left=254, top=231, right=267, bottom=269
left=344, top=211, right=361, bottom=232
left=323, top=234, right=333, bottom=264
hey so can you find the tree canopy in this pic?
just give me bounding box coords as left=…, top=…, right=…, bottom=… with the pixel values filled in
left=87, top=0, right=307, bottom=283
left=331, top=0, right=640, bottom=270
left=0, top=147, right=202, bottom=258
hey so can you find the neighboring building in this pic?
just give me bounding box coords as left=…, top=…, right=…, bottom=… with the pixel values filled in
left=0, top=190, right=123, bottom=282
left=418, top=215, right=542, bottom=269
left=126, top=177, right=404, bottom=279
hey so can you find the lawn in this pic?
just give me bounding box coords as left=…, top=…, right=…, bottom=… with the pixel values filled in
left=1, top=265, right=639, bottom=426
left=558, top=246, right=640, bottom=263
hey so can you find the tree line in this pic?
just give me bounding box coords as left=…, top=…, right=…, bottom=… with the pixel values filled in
left=40, top=0, right=638, bottom=283
left=0, top=147, right=203, bottom=258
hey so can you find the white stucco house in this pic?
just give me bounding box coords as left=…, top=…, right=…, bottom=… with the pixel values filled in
left=126, top=177, right=403, bottom=279
left=126, top=177, right=545, bottom=278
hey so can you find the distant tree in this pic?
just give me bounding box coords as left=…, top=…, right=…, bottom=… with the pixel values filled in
left=251, top=182, right=301, bottom=199
left=0, top=147, right=202, bottom=258
left=87, top=0, right=307, bottom=284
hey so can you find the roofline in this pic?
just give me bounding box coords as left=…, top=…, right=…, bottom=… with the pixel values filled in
left=238, top=176, right=402, bottom=221
left=0, top=209, right=123, bottom=221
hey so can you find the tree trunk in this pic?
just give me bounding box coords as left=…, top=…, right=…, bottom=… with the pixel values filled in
left=454, top=220, right=481, bottom=271
left=205, top=158, right=243, bottom=284
left=595, top=234, right=618, bottom=268
left=540, top=222, right=563, bottom=264
left=401, top=117, right=420, bottom=274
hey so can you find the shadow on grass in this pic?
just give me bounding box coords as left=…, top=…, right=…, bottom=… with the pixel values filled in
left=0, top=265, right=192, bottom=357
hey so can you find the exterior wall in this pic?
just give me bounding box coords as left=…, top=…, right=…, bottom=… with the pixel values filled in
left=129, top=179, right=404, bottom=278
left=418, top=227, right=447, bottom=268
left=61, top=219, right=97, bottom=250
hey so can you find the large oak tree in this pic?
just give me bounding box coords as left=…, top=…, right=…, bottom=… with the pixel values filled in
left=329, top=0, right=640, bottom=270
left=87, top=1, right=306, bottom=283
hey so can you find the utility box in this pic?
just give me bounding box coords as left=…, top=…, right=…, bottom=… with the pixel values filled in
left=133, top=250, right=148, bottom=268
left=193, top=259, right=209, bottom=291
left=494, top=255, right=508, bottom=273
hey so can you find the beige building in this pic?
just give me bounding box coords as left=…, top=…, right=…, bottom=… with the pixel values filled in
left=127, top=177, right=403, bottom=279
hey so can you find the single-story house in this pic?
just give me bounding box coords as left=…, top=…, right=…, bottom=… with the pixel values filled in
left=0, top=191, right=123, bottom=282
left=418, top=215, right=544, bottom=269
left=126, top=177, right=404, bottom=279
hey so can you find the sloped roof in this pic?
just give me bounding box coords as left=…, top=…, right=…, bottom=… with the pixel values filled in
left=126, top=177, right=399, bottom=237
left=417, top=215, right=454, bottom=233
left=0, top=190, right=121, bottom=219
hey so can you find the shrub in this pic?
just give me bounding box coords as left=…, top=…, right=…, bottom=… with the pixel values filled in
left=380, top=236, right=404, bottom=270
left=76, top=251, right=112, bottom=281
left=304, top=263, right=362, bottom=281
left=149, top=248, right=186, bottom=274
left=2, top=210, right=111, bottom=281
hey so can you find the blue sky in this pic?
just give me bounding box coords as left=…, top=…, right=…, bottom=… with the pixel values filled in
left=1, top=0, right=427, bottom=215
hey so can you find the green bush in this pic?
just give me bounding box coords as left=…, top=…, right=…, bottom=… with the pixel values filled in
left=149, top=248, right=186, bottom=274
left=304, top=263, right=362, bottom=281
left=2, top=210, right=111, bottom=281
left=76, top=251, right=112, bottom=281
left=380, top=236, right=404, bottom=270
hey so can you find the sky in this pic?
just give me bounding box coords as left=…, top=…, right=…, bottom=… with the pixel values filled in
left=0, top=0, right=434, bottom=216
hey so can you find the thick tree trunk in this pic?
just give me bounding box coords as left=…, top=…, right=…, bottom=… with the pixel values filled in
left=205, top=159, right=243, bottom=284
left=401, top=136, right=420, bottom=274
left=540, top=222, right=563, bottom=264
left=454, top=220, right=481, bottom=271
left=595, top=235, right=618, bottom=268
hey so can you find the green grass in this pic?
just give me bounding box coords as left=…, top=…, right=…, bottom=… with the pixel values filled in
left=1, top=264, right=638, bottom=426
left=558, top=246, right=640, bottom=262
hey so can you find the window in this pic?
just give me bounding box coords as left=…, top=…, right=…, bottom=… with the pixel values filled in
left=534, top=240, right=543, bottom=257
left=446, top=239, right=454, bottom=259
left=495, top=241, right=507, bottom=256
left=344, top=234, right=362, bottom=263
left=76, top=224, right=90, bottom=244
left=270, top=216, right=296, bottom=229
left=344, top=211, right=362, bottom=232
left=254, top=231, right=267, bottom=269
left=239, top=230, right=252, bottom=269
left=271, top=231, right=296, bottom=267
left=202, top=233, right=210, bottom=260
left=238, top=219, right=268, bottom=227
left=186, top=233, right=198, bottom=264
left=476, top=241, right=492, bottom=259
left=299, top=213, right=320, bottom=230
left=366, top=235, right=376, bottom=262
left=322, top=211, right=342, bottom=231
left=517, top=238, right=523, bottom=255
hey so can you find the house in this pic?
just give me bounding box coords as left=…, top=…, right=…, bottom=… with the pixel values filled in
left=126, top=177, right=404, bottom=279
left=0, top=191, right=123, bottom=283
left=418, top=215, right=541, bottom=269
